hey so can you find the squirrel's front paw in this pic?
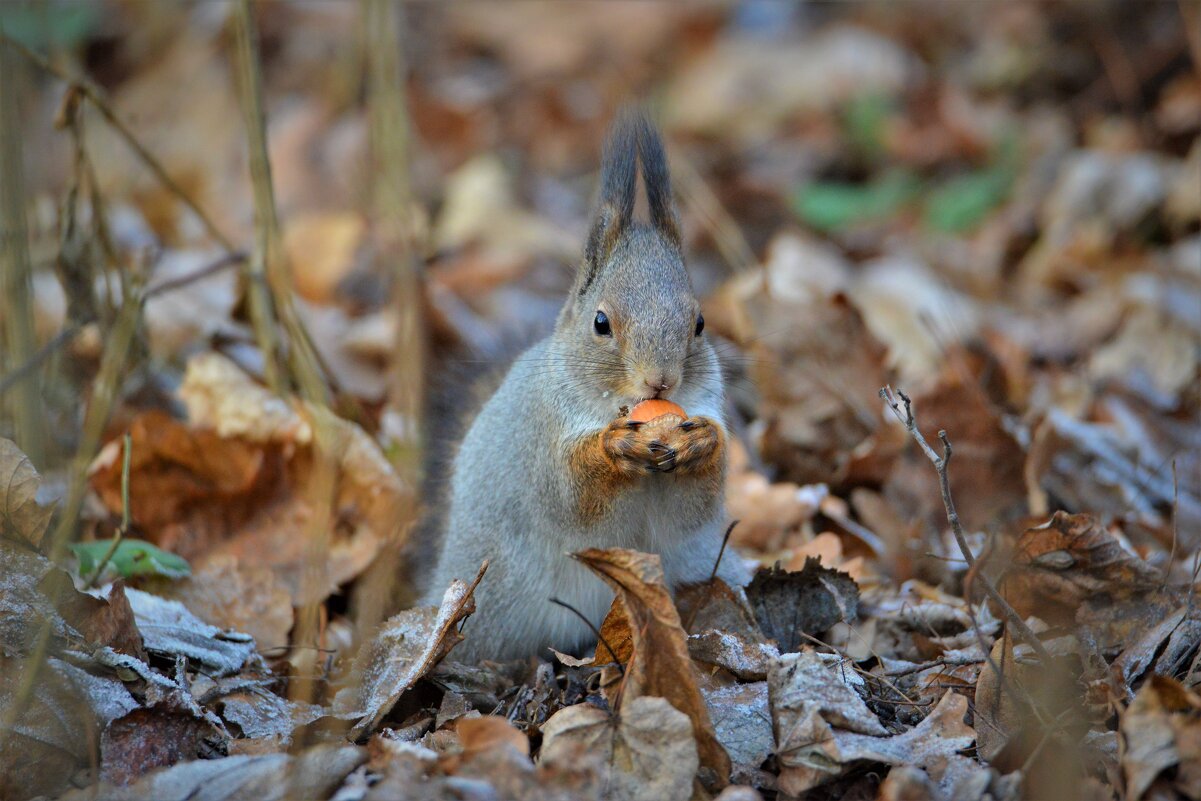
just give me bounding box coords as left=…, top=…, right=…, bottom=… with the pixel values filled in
left=602, top=417, right=680, bottom=474
left=659, top=416, right=721, bottom=473
left=602, top=415, right=721, bottom=475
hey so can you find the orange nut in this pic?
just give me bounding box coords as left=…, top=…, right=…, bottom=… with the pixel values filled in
left=628, top=398, right=687, bottom=423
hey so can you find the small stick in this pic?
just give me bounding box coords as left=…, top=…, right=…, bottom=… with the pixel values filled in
left=548, top=597, right=624, bottom=677
left=879, top=385, right=1053, bottom=668
left=144, top=251, right=247, bottom=298
left=0, top=250, right=246, bottom=399
left=88, top=433, right=132, bottom=588
left=682, top=520, right=738, bottom=633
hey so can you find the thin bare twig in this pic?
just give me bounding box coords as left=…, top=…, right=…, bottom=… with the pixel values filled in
left=0, top=33, right=236, bottom=253
left=682, top=520, right=738, bottom=633
left=879, top=385, right=1053, bottom=668
left=549, top=597, right=625, bottom=676
left=145, top=250, right=247, bottom=298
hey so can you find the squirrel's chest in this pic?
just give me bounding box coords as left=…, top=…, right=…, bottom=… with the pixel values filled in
left=591, top=478, right=716, bottom=549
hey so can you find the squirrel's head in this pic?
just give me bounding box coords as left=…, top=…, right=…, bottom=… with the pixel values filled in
left=556, top=111, right=709, bottom=406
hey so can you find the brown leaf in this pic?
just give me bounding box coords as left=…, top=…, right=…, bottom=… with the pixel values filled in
left=1120, top=676, right=1201, bottom=801
left=336, top=562, right=486, bottom=739
left=158, top=554, right=294, bottom=654
left=573, top=547, right=731, bottom=788
left=96, top=353, right=412, bottom=609
left=682, top=582, right=777, bottom=681
left=457, top=715, right=530, bottom=758
left=101, top=702, right=226, bottom=786
left=775, top=689, right=975, bottom=795
left=1003, top=512, right=1171, bottom=649
left=284, top=211, right=365, bottom=302
left=745, top=558, right=859, bottom=653
left=0, top=437, right=54, bottom=549
left=540, top=696, right=698, bottom=801
left=90, top=410, right=268, bottom=534
left=59, top=743, right=366, bottom=801
left=592, top=595, right=634, bottom=667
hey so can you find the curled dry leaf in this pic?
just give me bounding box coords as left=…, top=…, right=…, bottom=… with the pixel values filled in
left=1004, top=511, right=1174, bottom=651
left=0, top=437, right=54, bottom=549
left=336, top=562, right=486, bottom=739
left=774, top=685, right=975, bottom=795
left=540, top=696, right=698, bottom=801
left=1007, top=511, right=1163, bottom=615
left=573, top=547, right=731, bottom=788
left=94, top=353, right=412, bottom=610
left=0, top=539, right=143, bottom=659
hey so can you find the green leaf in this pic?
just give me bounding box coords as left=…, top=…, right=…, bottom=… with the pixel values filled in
left=923, top=165, right=1014, bottom=233
left=70, top=539, right=191, bottom=581
left=793, top=170, right=920, bottom=232
left=843, top=92, right=893, bottom=161
left=0, top=3, right=99, bottom=49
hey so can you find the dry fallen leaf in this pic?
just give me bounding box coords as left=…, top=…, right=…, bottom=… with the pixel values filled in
left=704, top=682, right=775, bottom=787
left=284, top=211, right=365, bottom=302
left=573, top=548, right=731, bottom=788
left=1004, top=511, right=1174, bottom=651
left=336, top=562, right=486, bottom=739
left=745, top=558, right=859, bottom=653
left=540, top=696, right=698, bottom=801
left=59, top=743, right=366, bottom=801
left=1120, top=675, right=1201, bottom=801
left=0, top=656, right=138, bottom=801
left=774, top=685, right=975, bottom=795
left=158, top=554, right=294, bottom=655
left=0, top=437, right=54, bottom=549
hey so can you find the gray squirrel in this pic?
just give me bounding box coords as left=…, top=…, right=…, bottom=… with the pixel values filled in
left=422, top=110, right=749, bottom=662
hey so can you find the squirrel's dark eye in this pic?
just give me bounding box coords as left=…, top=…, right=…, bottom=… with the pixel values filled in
left=695, top=314, right=705, bottom=336
left=594, top=310, right=611, bottom=337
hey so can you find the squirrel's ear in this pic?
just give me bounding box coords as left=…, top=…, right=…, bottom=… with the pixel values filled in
left=578, top=113, right=637, bottom=297
left=633, top=113, right=681, bottom=250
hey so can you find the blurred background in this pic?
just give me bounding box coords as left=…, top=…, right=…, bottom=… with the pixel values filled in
left=0, top=2, right=1200, bottom=797
left=4, top=0, right=1197, bottom=555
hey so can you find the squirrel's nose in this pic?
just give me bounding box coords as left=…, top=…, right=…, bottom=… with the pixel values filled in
left=644, top=375, right=675, bottom=398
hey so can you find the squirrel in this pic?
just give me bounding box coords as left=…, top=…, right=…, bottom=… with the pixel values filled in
left=422, top=110, right=749, bottom=662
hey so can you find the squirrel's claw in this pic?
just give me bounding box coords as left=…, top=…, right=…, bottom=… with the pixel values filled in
left=647, top=440, right=678, bottom=472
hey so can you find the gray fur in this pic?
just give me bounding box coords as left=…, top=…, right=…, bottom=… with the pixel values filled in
left=422, top=114, right=748, bottom=662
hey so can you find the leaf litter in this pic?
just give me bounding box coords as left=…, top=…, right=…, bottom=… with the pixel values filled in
left=1, top=2, right=1200, bottom=800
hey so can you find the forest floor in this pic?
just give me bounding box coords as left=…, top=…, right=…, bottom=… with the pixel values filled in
left=1, top=2, right=1199, bottom=800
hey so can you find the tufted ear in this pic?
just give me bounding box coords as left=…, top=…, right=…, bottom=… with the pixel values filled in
left=632, top=113, right=681, bottom=250
left=577, top=112, right=637, bottom=298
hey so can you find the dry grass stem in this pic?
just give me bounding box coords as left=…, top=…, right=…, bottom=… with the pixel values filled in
left=0, top=42, right=46, bottom=465
left=0, top=32, right=235, bottom=253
